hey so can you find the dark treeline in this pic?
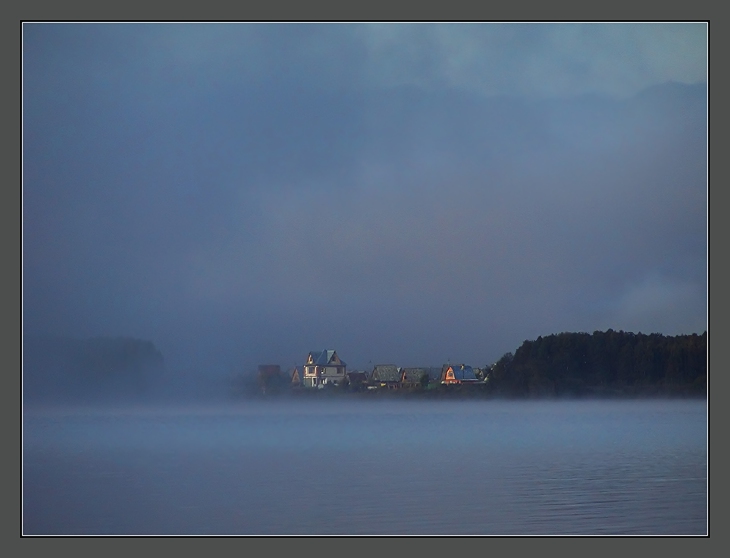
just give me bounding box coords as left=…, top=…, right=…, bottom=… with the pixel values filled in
left=487, top=330, right=707, bottom=397
left=23, top=335, right=166, bottom=402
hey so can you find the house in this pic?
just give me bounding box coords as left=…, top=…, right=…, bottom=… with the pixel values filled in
left=370, top=364, right=401, bottom=389
left=302, top=350, right=347, bottom=388
left=440, top=364, right=479, bottom=385
left=400, top=367, right=429, bottom=388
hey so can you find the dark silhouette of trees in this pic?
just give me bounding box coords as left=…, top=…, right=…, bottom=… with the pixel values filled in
left=420, top=371, right=430, bottom=388
left=486, top=331, right=706, bottom=397
left=23, top=335, right=165, bottom=401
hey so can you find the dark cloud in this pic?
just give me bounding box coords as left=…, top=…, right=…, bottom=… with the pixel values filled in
left=23, top=23, right=707, bottom=374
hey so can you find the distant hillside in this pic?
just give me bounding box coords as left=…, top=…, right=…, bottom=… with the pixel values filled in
left=23, top=335, right=165, bottom=402
left=487, top=330, right=706, bottom=397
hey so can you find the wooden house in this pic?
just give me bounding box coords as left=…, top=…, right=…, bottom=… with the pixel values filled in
left=303, top=350, right=347, bottom=388
left=440, top=364, right=479, bottom=385
left=370, top=364, right=401, bottom=388
left=400, top=367, right=429, bottom=388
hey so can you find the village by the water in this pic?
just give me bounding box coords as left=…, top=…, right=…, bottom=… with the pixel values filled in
left=254, top=349, right=483, bottom=395
left=245, top=330, right=707, bottom=398
left=23, top=331, right=707, bottom=402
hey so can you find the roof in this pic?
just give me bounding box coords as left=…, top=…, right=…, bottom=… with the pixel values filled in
left=401, top=368, right=428, bottom=383
left=371, top=364, right=401, bottom=382
left=442, top=364, right=477, bottom=381
left=307, top=350, right=347, bottom=368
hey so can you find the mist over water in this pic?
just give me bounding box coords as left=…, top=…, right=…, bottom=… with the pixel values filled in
left=23, top=398, right=706, bottom=535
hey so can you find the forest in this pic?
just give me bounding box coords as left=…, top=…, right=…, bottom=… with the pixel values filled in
left=486, top=330, right=707, bottom=397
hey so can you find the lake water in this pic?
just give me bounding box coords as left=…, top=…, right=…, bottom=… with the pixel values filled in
left=22, top=398, right=707, bottom=536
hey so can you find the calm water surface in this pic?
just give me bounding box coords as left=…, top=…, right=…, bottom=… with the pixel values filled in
left=22, top=398, right=707, bottom=535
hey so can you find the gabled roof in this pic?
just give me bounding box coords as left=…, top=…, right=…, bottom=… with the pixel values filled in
left=442, top=364, right=477, bottom=381
left=306, top=350, right=347, bottom=367
left=401, top=368, right=428, bottom=383
left=371, top=364, right=401, bottom=382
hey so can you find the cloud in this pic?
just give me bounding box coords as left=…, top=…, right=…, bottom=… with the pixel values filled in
left=608, top=275, right=707, bottom=335
left=26, top=23, right=705, bottom=103
left=22, top=24, right=707, bottom=372
left=358, top=22, right=707, bottom=98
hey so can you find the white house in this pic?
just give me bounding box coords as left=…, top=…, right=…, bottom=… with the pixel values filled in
left=302, top=350, right=347, bottom=388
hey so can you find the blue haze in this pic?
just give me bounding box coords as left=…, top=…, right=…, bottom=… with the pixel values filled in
left=23, top=399, right=707, bottom=535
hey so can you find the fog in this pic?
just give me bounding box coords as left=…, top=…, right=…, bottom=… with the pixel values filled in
left=22, top=23, right=707, bottom=387
left=22, top=399, right=707, bottom=534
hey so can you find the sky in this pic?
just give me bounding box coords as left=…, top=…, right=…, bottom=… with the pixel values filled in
left=22, top=22, right=708, bottom=375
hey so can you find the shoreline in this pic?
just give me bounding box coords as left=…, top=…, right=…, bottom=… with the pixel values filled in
left=249, top=382, right=707, bottom=401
